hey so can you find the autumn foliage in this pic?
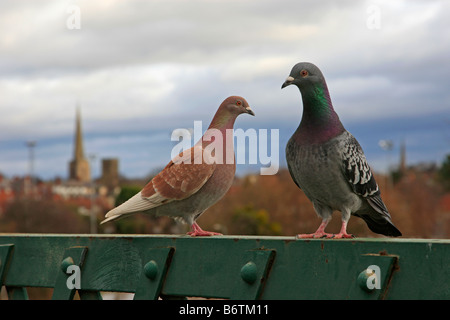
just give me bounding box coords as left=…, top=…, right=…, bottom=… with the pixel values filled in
left=1, top=165, right=449, bottom=239
left=198, top=167, right=450, bottom=238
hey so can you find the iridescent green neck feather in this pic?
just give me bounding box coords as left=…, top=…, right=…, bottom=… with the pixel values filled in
left=295, top=82, right=345, bottom=144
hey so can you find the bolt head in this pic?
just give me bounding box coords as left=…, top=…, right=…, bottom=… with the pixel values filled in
left=240, top=261, right=258, bottom=284
left=61, top=257, right=75, bottom=273
left=144, top=260, right=158, bottom=280
left=358, top=269, right=376, bottom=292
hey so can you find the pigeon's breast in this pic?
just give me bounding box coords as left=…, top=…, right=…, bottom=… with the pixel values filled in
left=201, top=163, right=236, bottom=202
left=155, top=163, right=235, bottom=222
left=286, top=134, right=361, bottom=212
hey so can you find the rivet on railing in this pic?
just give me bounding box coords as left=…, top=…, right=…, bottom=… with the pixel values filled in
left=240, top=261, right=258, bottom=284
left=357, top=268, right=378, bottom=293
left=60, top=256, right=75, bottom=273
left=143, top=260, right=159, bottom=280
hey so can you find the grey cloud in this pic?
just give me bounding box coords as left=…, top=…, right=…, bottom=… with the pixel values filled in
left=0, top=0, right=449, bottom=178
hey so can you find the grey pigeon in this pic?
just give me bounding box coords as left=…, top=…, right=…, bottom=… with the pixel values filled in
left=101, top=96, right=255, bottom=236
left=282, top=62, right=401, bottom=238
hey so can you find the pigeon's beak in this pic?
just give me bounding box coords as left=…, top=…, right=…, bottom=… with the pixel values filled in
left=281, top=76, right=294, bottom=89
left=245, top=107, right=255, bottom=116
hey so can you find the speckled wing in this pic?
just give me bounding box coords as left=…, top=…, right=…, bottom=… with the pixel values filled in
left=341, top=134, right=388, bottom=215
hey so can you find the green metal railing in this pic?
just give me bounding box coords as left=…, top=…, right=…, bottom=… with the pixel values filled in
left=0, top=234, right=449, bottom=299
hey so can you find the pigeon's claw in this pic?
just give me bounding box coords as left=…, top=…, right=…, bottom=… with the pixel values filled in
left=296, top=232, right=334, bottom=239
left=187, top=222, right=222, bottom=237
left=332, top=232, right=355, bottom=239
left=332, top=220, right=355, bottom=238
left=296, top=219, right=333, bottom=239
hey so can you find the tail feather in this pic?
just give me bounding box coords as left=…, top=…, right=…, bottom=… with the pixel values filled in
left=100, top=212, right=133, bottom=224
left=360, top=213, right=402, bottom=237
left=361, top=195, right=402, bottom=237
left=355, top=202, right=402, bottom=237
left=100, top=192, right=156, bottom=225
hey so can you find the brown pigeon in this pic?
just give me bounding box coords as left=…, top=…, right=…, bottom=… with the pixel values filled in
left=101, top=96, right=254, bottom=236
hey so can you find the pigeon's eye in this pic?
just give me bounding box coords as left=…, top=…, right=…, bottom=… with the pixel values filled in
left=300, top=70, right=308, bottom=77
left=236, top=101, right=242, bottom=106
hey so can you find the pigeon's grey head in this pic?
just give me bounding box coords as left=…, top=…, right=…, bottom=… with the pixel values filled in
left=223, top=96, right=255, bottom=116
left=281, top=62, right=326, bottom=90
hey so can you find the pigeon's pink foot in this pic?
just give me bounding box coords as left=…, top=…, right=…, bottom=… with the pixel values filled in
left=332, top=232, right=354, bottom=239
left=187, top=230, right=222, bottom=236
left=297, top=232, right=334, bottom=239
left=332, top=221, right=355, bottom=238
left=297, top=219, right=333, bottom=239
left=187, top=222, right=222, bottom=237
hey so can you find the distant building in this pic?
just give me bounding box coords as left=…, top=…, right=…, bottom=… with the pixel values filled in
left=52, top=180, right=93, bottom=200
left=100, top=158, right=119, bottom=190
left=0, top=174, right=14, bottom=216
left=69, top=106, right=90, bottom=182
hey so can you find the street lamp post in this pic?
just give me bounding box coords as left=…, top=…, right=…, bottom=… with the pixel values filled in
left=25, top=140, right=37, bottom=196
left=378, top=139, right=394, bottom=191
left=89, top=154, right=97, bottom=234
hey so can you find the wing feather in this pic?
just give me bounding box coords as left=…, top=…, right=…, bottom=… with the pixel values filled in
left=341, top=135, right=388, bottom=214
left=101, top=146, right=216, bottom=223
left=141, top=146, right=216, bottom=201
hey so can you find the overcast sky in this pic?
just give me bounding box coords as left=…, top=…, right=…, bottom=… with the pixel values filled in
left=0, top=0, right=449, bottom=180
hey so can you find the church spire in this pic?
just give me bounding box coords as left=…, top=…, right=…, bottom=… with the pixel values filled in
left=69, top=104, right=90, bottom=182
left=74, top=105, right=85, bottom=160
